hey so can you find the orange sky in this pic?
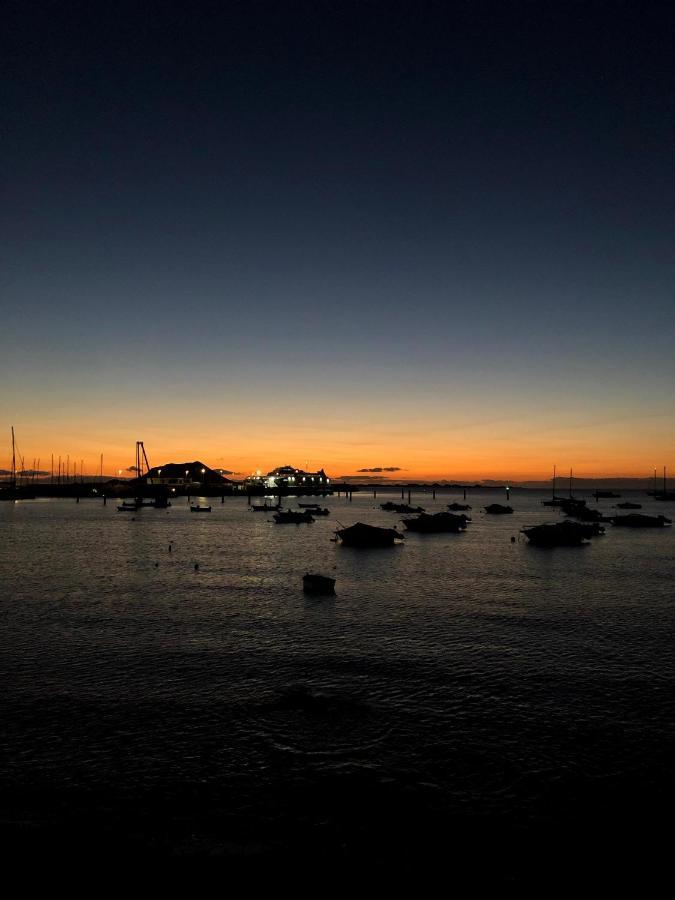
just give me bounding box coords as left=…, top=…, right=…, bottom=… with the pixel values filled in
left=3, top=415, right=673, bottom=482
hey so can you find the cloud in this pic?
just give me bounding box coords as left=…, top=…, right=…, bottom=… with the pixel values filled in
left=125, top=465, right=140, bottom=472
left=338, top=474, right=398, bottom=483
left=357, top=466, right=403, bottom=473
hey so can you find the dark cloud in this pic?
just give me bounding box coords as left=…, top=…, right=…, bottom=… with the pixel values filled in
left=357, top=467, right=402, bottom=473
left=125, top=465, right=140, bottom=472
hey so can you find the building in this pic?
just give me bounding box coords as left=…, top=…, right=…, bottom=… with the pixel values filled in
left=143, top=461, right=232, bottom=487
left=244, top=465, right=330, bottom=491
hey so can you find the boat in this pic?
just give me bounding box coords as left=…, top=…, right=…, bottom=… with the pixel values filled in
left=611, top=514, right=672, bottom=528
left=447, top=502, right=471, bottom=511
left=563, top=503, right=610, bottom=522
left=616, top=501, right=642, bottom=509
left=522, top=521, right=591, bottom=547
left=298, top=502, right=321, bottom=508
left=541, top=465, right=567, bottom=506
left=273, top=509, right=315, bottom=524
left=380, top=501, right=425, bottom=513
left=653, top=468, right=675, bottom=501
left=153, top=496, right=171, bottom=508
left=402, top=512, right=469, bottom=533
left=302, top=573, right=336, bottom=594
left=484, top=504, right=513, bottom=515
left=594, top=490, right=621, bottom=499
left=190, top=505, right=211, bottom=512
left=0, top=427, right=36, bottom=501
left=309, top=507, right=330, bottom=516
left=250, top=503, right=280, bottom=512
left=334, top=522, right=404, bottom=547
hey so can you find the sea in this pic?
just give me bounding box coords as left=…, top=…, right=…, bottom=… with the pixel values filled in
left=1, top=488, right=674, bottom=885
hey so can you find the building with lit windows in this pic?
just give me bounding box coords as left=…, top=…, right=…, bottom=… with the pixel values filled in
left=244, top=465, right=330, bottom=491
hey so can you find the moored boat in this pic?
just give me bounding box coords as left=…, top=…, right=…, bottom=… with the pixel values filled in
left=484, top=504, right=513, bottom=515
left=302, top=573, right=336, bottom=594
left=402, top=512, right=469, bottom=533
left=447, top=502, right=471, bottom=511
left=380, top=502, right=425, bottom=513
left=334, top=522, right=403, bottom=547
left=616, top=501, right=642, bottom=509
left=611, top=514, right=671, bottom=528
left=274, top=509, right=315, bottom=524
left=190, top=505, right=211, bottom=512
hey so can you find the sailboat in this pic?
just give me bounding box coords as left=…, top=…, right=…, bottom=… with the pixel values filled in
left=653, top=466, right=675, bottom=501
left=541, top=465, right=567, bottom=506
left=0, top=427, right=36, bottom=501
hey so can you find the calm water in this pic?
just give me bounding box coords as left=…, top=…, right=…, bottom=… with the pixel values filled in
left=1, top=490, right=674, bottom=881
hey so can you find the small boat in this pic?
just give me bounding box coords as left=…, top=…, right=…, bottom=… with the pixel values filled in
left=594, top=490, right=621, bottom=499
left=334, top=522, right=404, bottom=547
left=611, top=514, right=672, bottom=528
left=117, top=503, right=138, bottom=512
left=250, top=503, right=280, bottom=512
left=153, top=496, right=171, bottom=508
left=298, top=502, right=321, bottom=508
left=309, top=507, right=330, bottom=516
left=447, top=502, right=471, bottom=511
left=190, top=505, right=212, bottom=512
left=564, top=504, right=611, bottom=522
left=522, top=520, right=604, bottom=546
left=274, top=509, right=315, bottom=524
left=402, top=512, right=469, bottom=533
left=302, top=573, right=336, bottom=594
left=616, top=501, right=642, bottom=509
left=522, top=522, right=588, bottom=547
left=484, top=504, right=513, bottom=515
left=380, top=501, right=425, bottom=513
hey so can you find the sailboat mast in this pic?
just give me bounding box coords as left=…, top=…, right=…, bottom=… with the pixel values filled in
left=569, top=468, right=573, bottom=498
left=552, top=464, right=556, bottom=499
left=11, top=426, right=16, bottom=489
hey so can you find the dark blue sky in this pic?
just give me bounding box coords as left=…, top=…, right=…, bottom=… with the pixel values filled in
left=2, top=1, right=673, bottom=476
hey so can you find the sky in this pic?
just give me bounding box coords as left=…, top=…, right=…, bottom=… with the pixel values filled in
left=2, top=0, right=674, bottom=480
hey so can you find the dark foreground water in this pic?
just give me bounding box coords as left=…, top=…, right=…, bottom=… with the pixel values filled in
left=1, top=489, right=674, bottom=884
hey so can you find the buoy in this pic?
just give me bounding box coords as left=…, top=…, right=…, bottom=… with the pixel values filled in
left=511, top=536, right=516, bottom=543
left=194, top=563, right=199, bottom=571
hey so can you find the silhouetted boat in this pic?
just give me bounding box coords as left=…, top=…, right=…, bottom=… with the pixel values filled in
left=484, top=504, right=513, bottom=515
left=402, top=512, right=469, bottom=533
left=302, top=573, right=336, bottom=594
left=274, top=509, right=315, bottom=524
left=250, top=503, right=280, bottom=512
left=190, top=505, right=211, bottom=512
left=563, top=504, right=610, bottom=522
left=616, top=501, right=642, bottom=509
left=380, top=501, right=425, bottom=513
left=298, top=502, right=321, bottom=508
left=542, top=465, right=567, bottom=506
left=334, top=522, right=403, bottom=547
left=309, top=507, right=330, bottom=516
left=650, top=467, right=675, bottom=501
left=611, top=514, right=671, bottom=528
left=153, top=496, right=171, bottom=508
left=522, top=521, right=591, bottom=546
left=447, top=502, right=471, bottom=511
left=594, top=490, right=621, bottom=499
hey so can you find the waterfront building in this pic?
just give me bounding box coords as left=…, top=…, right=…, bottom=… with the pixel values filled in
left=244, top=465, right=330, bottom=491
